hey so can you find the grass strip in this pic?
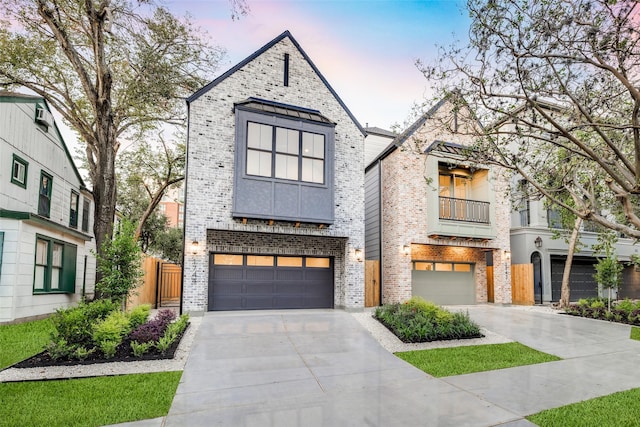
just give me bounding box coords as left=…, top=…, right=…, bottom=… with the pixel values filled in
left=0, top=371, right=182, bottom=427
left=630, top=326, right=640, bottom=341
left=395, top=342, right=560, bottom=377
left=527, top=387, right=640, bottom=427
left=0, top=318, right=54, bottom=369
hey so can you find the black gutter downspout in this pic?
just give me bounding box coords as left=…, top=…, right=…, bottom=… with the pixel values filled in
left=82, top=255, right=87, bottom=299
left=377, top=157, right=383, bottom=305
left=179, top=100, right=190, bottom=316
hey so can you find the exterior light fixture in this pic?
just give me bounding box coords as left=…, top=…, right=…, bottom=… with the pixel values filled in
left=534, top=236, right=543, bottom=249
left=355, top=248, right=364, bottom=262
left=190, top=240, right=199, bottom=255
left=403, top=245, right=411, bottom=256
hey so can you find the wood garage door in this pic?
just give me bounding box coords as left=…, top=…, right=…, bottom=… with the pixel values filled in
left=411, top=261, right=476, bottom=305
left=208, top=254, right=334, bottom=311
left=551, top=256, right=598, bottom=301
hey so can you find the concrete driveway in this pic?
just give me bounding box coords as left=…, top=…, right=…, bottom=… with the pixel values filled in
left=162, top=307, right=640, bottom=427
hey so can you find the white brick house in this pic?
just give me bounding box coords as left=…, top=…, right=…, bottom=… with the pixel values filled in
left=183, top=31, right=365, bottom=312
left=0, top=92, right=96, bottom=323
left=365, top=98, right=512, bottom=305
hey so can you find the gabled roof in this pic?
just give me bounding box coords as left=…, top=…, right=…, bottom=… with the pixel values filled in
left=0, top=91, right=89, bottom=191
left=187, top=30, right=366, bottom=136
left=365, top=126, right=396, bottom=138
left=365, top=98, right=448, bottom=170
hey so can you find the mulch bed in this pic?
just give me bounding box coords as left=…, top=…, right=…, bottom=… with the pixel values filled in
left=12, top=324, right=189, bottom=369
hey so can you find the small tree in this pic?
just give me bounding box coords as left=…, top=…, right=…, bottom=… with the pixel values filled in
left=95, top=220, right=143, bottom=307
left=593, top=231, right=623, bottom=311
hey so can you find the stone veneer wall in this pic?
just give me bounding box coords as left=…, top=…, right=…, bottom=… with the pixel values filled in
left=380, top=102, right=512, bottom=304
left=183, top=35, right=365, bottom=312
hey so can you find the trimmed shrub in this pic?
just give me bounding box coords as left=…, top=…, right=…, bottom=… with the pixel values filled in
left=374, top=298, right=482, bottom=343
left=128, top=304, right=151, bottom=330
left=128, top=310, right=176, bottom=344
left=92, top=311, right=131, bottom=358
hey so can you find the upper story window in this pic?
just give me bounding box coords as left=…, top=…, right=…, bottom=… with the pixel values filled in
left=11, top=154, right=28, bottom=188
left=233, top=99, right=335, bottom=224
left=38, top=171, right=53, bottom=217
left=439, top=172, right=470, bottom=199
left=81, top=198, right=90, bottom=232
left=69, top=191, right=79, bottom=228
left=246, top=122, right=325, bottom=184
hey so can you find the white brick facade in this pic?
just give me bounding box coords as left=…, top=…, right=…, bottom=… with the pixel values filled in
left=379, top=101, right=512, bottom=304
left=183, top=32, right=365, bottom=312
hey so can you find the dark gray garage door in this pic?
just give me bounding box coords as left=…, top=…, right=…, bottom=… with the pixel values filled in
left=208, top=254, right=334, bottom=311
left=551, top=256, right=598, bottom=301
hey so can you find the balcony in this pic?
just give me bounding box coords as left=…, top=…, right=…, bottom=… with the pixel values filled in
left=439, top=196, right=490, bottom=224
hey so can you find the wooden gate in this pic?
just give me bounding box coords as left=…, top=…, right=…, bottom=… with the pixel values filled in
left=486, top=264, right=534, bottom=305
left=511, top=263, right=534, bottom=305
left=365, top=260, right=380, bottom=307
left=158, top=263, right=182, bottom=307
left=487, top=266, right=494, bottom=303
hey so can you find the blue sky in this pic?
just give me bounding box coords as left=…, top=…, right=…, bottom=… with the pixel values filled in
left=167, top=0, right=471, bottom=130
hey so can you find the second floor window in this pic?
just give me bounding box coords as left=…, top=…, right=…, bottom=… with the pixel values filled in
left=11, top=154, right=28, bottom=188
left=81, top=199, right=90, bottom=232
left=69, top=191, right=79, bottom=228
left=246, top=122, right=325, bottom=184
left=38, top=171, right=53, bottom=217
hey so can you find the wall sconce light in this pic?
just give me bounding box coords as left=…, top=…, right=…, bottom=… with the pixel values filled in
left=402, top=245, right=411, bottom=256
left=355, top=248, right=363, bottom=262
left=534, top=236, right=543, bottom=249
left=190, top=240, right=199, bottom=255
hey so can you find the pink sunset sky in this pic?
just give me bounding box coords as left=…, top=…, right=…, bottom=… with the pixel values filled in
left=167, top=0, right=471, bottom=130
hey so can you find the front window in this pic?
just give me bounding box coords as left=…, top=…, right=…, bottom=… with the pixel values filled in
left=69, top=191, right=79, bottom=228
left=38, top=171, right=53, bottom=217
left=246, top=122, right=325, bottom=184
left=11, top=154, right=28, bottom=188
left=33, top=236, right=76, bottom=293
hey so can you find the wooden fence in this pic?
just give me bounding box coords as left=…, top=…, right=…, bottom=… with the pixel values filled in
left=365, top=260, right=380, bottom=307
left=486, top=263, right=534, bottom=305
left=127, top=256, right=182, bottom=309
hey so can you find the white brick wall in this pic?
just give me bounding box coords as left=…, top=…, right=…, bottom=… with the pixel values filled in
left=184, top=34, right=365, bottom=311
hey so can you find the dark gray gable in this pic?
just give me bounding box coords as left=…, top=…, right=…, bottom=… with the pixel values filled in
left=186, top=30, right=366, bottom=136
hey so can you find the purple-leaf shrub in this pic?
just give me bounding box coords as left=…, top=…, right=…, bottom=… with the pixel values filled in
left=127, top=309, right=177, bottom=344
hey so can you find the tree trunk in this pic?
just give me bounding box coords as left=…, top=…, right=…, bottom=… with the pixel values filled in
left=560, top=216, right=583, bottom=308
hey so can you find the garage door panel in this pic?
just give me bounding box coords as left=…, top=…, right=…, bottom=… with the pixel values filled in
left=411, top=270, right=475, bottom=305
left=246, top=269, right=275, bottom=280
left=275, top=270, right=304, bottom=281
left=212, top=268, right=244, bottom=280
left=209, top=254, right=333, bottom=311
left=551, top=257, right=598, bottom=301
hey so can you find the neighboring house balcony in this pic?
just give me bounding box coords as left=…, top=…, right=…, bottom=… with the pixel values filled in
left=424, top=149, right=497, bottom=240
left=439, top=196, right=490, bottom=224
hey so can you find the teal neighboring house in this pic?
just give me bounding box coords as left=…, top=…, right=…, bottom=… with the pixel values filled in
left=0, top=91, right=96, bottom=323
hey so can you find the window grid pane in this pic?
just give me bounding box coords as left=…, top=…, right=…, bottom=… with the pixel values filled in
left=36, top=239, right=48, bottom=265
left=52, top=243, right=63, bottom=268
left=247, top=122, right=273, bottom=150
left=276, top=128, right=299, bottom=155
left=306, top=257, right=330, bottom=268
left=246, top=255, right=274, bottom=266
left=277, top=256, right=303, bottom=267
left=302, top=133, right=325, bottom=159
left=275, top=154, right=299, bottom=180
left=247, top=149, right=272, bottom=177
left=302, top=158, right=324, bottom=183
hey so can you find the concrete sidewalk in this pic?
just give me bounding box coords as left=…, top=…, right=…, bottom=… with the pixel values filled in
left=111, top=306, right=640, bottom=426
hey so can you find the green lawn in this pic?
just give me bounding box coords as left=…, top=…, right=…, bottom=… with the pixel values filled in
left=0, top=318, right=54, bottom=369
left=0, top=371, right=182, bottom=427
left=395, top=342, right=561, bottom=377
left=527, top=387, right=640, bottom=427
left=630, top=326, right=640, bottom=341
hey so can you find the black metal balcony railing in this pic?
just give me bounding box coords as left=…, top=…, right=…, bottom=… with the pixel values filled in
left=439, top=197, right=490, bottom=224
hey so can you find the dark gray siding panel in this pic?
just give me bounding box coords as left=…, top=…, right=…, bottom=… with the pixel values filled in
left=232, top=109, right=335, bottom=224
left=365, top=163, right=380, bottom=260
